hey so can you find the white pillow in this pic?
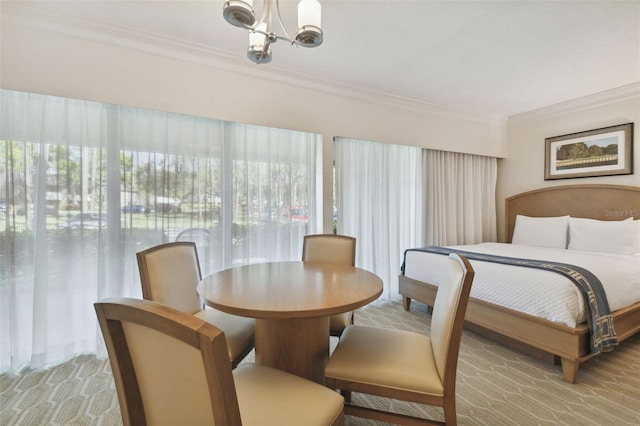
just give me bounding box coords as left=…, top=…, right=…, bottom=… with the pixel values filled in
left=511, top=215, right=569, bottom=249
left=568, top=217, right=640, bottom=255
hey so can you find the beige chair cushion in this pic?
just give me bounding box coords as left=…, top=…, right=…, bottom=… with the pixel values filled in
left=234, top=363, right=344, bottom=426
left=325, top=324, right=444, bottom=396
left=143, top=244, right=202, bottom=314
left=303, top=236, right=355, bottom=265
left=430, top=256, right=465, bottom=379
left=304, top=241, right=353, bottom=264
left=195, top=308, right=255, bottom=363
left=122, top=320, right=215, bottom=425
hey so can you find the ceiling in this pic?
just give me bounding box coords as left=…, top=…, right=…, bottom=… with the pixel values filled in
left=3, top=1, right=640, bottom=120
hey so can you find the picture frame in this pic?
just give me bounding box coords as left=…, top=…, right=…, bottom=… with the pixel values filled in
left=545, top=122, right=634, bottom=180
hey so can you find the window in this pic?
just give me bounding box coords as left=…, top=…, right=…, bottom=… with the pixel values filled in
left=0, top=90, right=320, bottom=373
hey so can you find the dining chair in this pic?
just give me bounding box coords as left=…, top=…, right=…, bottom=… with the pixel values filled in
left=324, top=253, right=475, bottom=425
left=136, top=241, right=254, bottom=368
left=95, top=297, right=345, bottom=426
left=302, top=234, right=356, bottom=337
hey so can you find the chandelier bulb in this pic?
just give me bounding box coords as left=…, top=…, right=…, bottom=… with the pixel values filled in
left=298, top=0, right=321, bottom=28
left=223, top=0, right=256, bottom=27
left=295, top=25, right=323, bottom=47
left=247, top=48, right=273, bottom=64
left=248, top=23, right=272, bottom=64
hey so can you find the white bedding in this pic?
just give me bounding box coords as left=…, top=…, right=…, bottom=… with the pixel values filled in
left=402, top=243, right=640, bottom=327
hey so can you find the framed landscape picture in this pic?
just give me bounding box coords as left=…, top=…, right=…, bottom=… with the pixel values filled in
left=545, top=122, right=633, bottom=180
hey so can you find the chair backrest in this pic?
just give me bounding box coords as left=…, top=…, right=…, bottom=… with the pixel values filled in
left=94, top=297, right=242, bottom=426
left=430, top=253, right=475, bottom=389
left=302, top=234, right=356, bottom=266
left=136, top=242, right=202, bottom=315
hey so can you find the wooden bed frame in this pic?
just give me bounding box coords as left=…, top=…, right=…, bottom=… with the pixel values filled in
left=399, top=184, right=640, bottom=383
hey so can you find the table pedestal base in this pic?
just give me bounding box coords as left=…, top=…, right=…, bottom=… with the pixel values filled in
left=254, top=316, right=330, bottom=384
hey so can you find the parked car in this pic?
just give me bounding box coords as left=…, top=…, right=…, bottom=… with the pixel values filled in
left=157, top=202, right=182, bottom=213
left=281, top=206, right=308, bottom=222
left=122, top=204, right=150, bottom=214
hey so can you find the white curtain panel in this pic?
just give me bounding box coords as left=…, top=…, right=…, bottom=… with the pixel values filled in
left=0, top=90, right=320, bottom=373
left=334, top=139, right=498, bottom=300
left=334, top=137, right=424, bottom=299
left=424, top=150, right=498, bottom=245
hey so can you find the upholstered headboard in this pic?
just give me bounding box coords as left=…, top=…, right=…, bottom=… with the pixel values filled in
left=505, top=184, right=640, bottom=242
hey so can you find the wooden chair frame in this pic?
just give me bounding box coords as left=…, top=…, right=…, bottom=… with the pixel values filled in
left=94, top=297, right=242, bottom=425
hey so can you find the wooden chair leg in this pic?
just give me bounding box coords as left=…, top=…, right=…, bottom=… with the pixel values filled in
left=340, top=390, right=352, bottom=403
left=443, top=397, right=457, bottom=426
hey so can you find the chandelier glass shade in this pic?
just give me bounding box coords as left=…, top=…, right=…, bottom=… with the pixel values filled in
left=223, top=0, right=323, bottom=64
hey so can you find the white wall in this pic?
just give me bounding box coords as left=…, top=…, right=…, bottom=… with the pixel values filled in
left=1, top=14, right=506, bottom=232
left=498, top=91, right=640, bottom=241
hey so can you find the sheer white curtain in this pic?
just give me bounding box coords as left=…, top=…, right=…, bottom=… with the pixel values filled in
left=0, top=90, right=320, bottom=374
left=334, top=138, right=497, bottom=300
left=424, top=150, right=497, bottom=245
left=334, top=137, right=423, bottom=299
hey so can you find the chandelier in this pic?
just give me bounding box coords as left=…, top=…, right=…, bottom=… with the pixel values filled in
left=223, top=0, right=323, bottom=64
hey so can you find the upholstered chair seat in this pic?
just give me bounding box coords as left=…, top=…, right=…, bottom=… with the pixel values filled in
left=325, top=326, right=444, bottom=396
left=234, top=363, right=344, bottom=425
left=193, top=309, right=255, bottom=365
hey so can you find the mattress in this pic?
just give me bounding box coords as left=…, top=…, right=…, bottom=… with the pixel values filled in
left=402, top=243, right=640, bottom=328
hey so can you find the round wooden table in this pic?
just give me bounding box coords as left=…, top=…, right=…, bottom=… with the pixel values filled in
left=197, top=261, right=383, bottom=383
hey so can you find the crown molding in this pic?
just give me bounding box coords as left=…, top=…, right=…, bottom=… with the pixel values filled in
left=2, top=2, right=503, bottom=126
left=508, top=82, right=640, bottom=124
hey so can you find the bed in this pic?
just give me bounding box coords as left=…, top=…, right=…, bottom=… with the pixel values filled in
left=399, top=184, right=640, bottom=383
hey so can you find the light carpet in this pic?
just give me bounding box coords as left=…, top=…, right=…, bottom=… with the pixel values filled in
left=1, top=300, right=639, bottom=425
